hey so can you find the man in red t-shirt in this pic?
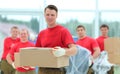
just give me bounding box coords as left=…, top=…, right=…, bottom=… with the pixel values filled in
left=36, top=5, right=77, bottom=74
left=96, top=24, right=109, bottom=52
left=76, top=25, right=100, bottom=74
left=96, top=24, right=113, bottom=74
left=7, top=29, right=35, bottom=74
left=1, top=26, right=20, bottom=74
left=76, top=25, right=100, bottom=59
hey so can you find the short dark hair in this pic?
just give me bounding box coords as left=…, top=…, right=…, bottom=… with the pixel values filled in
left=100, top=24, right=109, bottom=30
left=44, top=5, right=58, bottom=13
left=76, top=25, right=85, bottom=30
left=11, top=26, right=18, bottom=30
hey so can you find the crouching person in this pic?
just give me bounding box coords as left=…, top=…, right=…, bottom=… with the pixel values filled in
left=6, top=29, right=36, bottom=74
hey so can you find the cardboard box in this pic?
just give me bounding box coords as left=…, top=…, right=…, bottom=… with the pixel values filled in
left=104, top=37, right=120, bottom=65
left=14, top=47, right=69, bottom=68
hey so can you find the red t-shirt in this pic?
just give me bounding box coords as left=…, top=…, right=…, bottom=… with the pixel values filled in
left=9, top=41, right=35, bottom=72
left=76, top=36, right=99, bottom=54
left=96, top=36, right=108, bottom=52
left=2, top=37, right=20, bottom=60
left=35, top=25, right=74, bottom=48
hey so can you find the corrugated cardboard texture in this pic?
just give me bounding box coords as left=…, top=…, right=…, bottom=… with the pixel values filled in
left=14, top=47, right=69, bottom=68
left=14, top=53, right=20, bottom=67
left=104, top=38, right=120, bottom=65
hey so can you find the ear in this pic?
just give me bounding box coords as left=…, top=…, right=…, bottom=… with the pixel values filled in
left=56, top=13, right=58, bottom=18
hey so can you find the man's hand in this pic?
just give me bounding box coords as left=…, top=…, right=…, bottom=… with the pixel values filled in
left=12, top=62, right=16, bottom=69
left=52, top=47, right=66, bottom=57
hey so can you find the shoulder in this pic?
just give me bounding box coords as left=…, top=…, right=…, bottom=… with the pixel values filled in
left=57, top=25, right=70, bottom=34
left=39, top=29, right=46, bottom=34
left=86, top=36, right=96, bottom=42
left=96, top=36, right=102, bottom=39
left=4, top=37, right=11, bottom=40
left=4, top=37, right=11, bottom=42
left=58, top=25, right=68, bottom=30
left=37, top=29, right=47, bottom=37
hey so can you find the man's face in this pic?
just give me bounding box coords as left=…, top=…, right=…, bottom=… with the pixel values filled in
left=100, top=27, right=109, bottom=36
left=20, top=30, right=28, bottom=42
left=11, top=28, right=19, bottom=39
left=44, top=8, right=57, bottom=27
left=76, top=27, right=86, bottom=38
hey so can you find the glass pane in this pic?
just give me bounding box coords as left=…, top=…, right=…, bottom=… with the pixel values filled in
left=56, top=12, right=95, bottom=37
left=101, top=12, right=120, bottom=22
left=0, top=15, right=40, bottom=43
left=99, top=0, right=120, bottom=10
left=0, top=32, right=5, bottom=54
left=0, top=0, right=43, bottom=9
left=46, top=0, right=96, bottom=10
left=57, top=12, right=95, bottom=23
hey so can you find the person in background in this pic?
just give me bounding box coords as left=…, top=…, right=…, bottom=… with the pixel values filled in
left=96, top=24, right=109, bottom=52
left=76, top=25, right=100, bottom=59
left=35, top=5, right=77, bottom=74
left=0, top=26, right=20, bottom=74
left=7, top=29, right=36, bottom=74
left=76, top=25, right=100, bottom=74
left=96, top=24, right=113, bottom=74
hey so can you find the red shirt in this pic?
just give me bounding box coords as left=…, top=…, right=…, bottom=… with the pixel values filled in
left=9, top=41, right=35, bottom=72
left=76, top=36, right=99, bottom=54
left=2, top=37, right=20, bottom=60
left=36, top=25, right=74, bottom=48
left=96, top=36, right=108, bottom=52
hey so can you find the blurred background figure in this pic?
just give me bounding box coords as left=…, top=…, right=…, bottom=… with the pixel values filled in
left=76, top=25, right=100, bottom=74
left=7, top=29, right=36, bottom=74
left=96, top=24, right=109, bottom=52
left=0, top=26, right=20, bottom=74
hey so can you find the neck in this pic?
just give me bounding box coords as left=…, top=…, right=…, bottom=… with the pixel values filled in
left=48, top=23, right=57, bottom=28
left=102, top=34, right=108, bottom=37
left=11, top=36, right=17, bottom=40
left=21, top=40, right=28, bottom=43
left=79, top=35, right=86, bottom=39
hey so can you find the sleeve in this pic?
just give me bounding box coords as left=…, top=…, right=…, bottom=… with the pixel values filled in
left=96, top=38, right=99, bottom=44
left=9, top=45, right=17, bottom=61
left=35, top=33, right=41, bottom=47
left=91, top=38, right=99, bottom=48
left=61, top=28, right=74, bottom=47
left=4, top=38, right=9, bottom=50
left=96, top=38, right=101, bottom=47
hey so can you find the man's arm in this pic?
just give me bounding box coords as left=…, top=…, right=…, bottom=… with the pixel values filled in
left=6, top=53, right=16, bottom=69
left=6, top=53, right=13, bottom=65
left=93, top=47, right=100, bottom=59
left=52, top=44, right=77, bottom=57
left=65, top=44, right=77, bottom=56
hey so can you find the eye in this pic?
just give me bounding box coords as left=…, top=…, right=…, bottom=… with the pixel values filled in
left=51, top=14, right=55, bottom=16
left=46, top=14, right=49, bottom=16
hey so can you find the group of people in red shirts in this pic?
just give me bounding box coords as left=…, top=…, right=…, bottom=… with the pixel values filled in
left=0, top=27, right=36, bottom=74
left=0, top=4, right=110, bottom=74
left=76, top=24, right=110, bottom=74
